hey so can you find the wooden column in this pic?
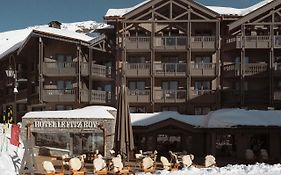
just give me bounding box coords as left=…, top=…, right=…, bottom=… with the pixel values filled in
left=216, top=20, right=221, bottom=108
left=38, top=37, right=43, bottom=104
left=151, top=6, right=155, bottom=112
left=77, top=45, right=82, bottom=104
left=241, top=24, right=246, bottom=106
left=89, top=48, right=93, bottom=103
left=187, top=7, right=191, bottom=103
left=270, top=13, right=275, bottom=106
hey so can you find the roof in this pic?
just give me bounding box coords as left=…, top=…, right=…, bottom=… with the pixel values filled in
left=105, top=0, right=274, bottom=17
left=23, top=106, right=116, bottom=119
left=0, top=21, right=108, bottom=59
left=131, top=109, right=281, bottom=128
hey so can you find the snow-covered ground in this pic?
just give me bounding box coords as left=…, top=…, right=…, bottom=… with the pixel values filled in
left=136, top=164, right=281, bottom=175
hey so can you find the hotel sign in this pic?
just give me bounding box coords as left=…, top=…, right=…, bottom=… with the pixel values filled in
left=33, top=120, right=99, bottom=129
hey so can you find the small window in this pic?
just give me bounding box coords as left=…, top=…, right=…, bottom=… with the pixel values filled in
left=130, top=106, right=145, bottom=113
left=194, top=107, right=211, bottom=115
left=56, top=105, right=65, bottom=111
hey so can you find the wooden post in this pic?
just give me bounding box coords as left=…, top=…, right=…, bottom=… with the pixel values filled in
left=19, top=123, right=36, bottom=175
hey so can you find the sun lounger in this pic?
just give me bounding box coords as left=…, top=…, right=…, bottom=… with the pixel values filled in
left=182, top=154, right=194, bottom=168
left=93, top=154, right=108, bottom=175
left=205, top=155, right=216, bottom=167
left=42, top=161, right=64, bottom=175
left=69, top=157, right=85, bottom=175
left=142, top=156, right=156, bottom=173
left=112, top=154, right=131, bottom=174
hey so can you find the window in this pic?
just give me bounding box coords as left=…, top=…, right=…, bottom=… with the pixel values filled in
left=129, top=106, right=145, bottom=113
left=56, top=105, right=73, bottom=111
left=128, top=81, right=145, bottom=90
left=56, top=80, right=73, bottom=93
left=194, top=81, right=211, bottom=94
left=194, top=107, right=211, bottom=115
left=127, top=56, right=146, bottom=63
left=162, top=81, right=178, bottom=90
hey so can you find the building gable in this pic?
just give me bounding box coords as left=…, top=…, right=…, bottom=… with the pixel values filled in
left=123, top=0, right=219, bottom=21
left=229, top=0, right=280, bottom=31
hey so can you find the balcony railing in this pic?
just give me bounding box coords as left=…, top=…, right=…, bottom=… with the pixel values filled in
left=92, top=63, right=111, bottom=78
left=126, top=63, right=150, bottom=77
left=154, top=90, right=186, bottom=103
left=126, top=37, right=150, bottom=49
left=190, top=63, right=216, bottom=76
left=223, top=63, right=267, bottom=76
left=244, top=63, right=268, bottom=76
left=154, top=63, right=186, bottom=76
left=128, top=90, right=150, bottom=103
left=42, top=89, right=76, bottom=102
left=226, top=35, right=271, bottom=48
left=154, top=36, right=187, bottom=49
left=189, top=89, right=217, bottom=103
left=191, top=36, right=216, bottom=49
left=42, top=62, right=77, bottom=76
left=80, top=89, right=111, bottom=104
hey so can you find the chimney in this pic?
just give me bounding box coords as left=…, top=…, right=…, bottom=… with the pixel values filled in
left=48, top=21, right=62, bottom=29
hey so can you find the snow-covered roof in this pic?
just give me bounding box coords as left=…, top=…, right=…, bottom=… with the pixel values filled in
left=105, top=0, right=274, bottom=17
left=131, top=108, right=281, bottom=128
left=0, top=21, right=107, bottom=59
left=22, top=106, right=116, bottom=119
left=131, top=111, right=204, bottom=127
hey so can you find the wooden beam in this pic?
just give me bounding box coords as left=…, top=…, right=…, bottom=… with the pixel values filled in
left=191, top=9, right=210, bottom=20
left=174, top=11, right=188, bottom=20
left=155, top=11, right=170, bottom=20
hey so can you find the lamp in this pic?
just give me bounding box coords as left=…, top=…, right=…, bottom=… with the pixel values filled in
left=5, top=66, right=15, bottom=78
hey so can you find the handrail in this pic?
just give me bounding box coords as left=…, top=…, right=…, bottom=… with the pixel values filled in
left=191, top=63, right=216, bottom=69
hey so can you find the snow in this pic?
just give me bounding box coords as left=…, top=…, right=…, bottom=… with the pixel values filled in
left=22, top=105, right=116, bottom=119
left=0, top=21, right=108, bottom=59
left=131, top=108, right=281, bottom=128
left=135, top=163, right=281, bottom=175
left=105, top=0, right=274, bottom=17
left=131, top=112, right=204, bottom=127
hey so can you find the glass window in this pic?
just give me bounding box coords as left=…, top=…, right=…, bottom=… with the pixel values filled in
left=56, top=54, right=64, bottom=62
left=128, top=81, right=145, bottom=90
left=35, top=133, right=70, bottom=150
left=73, top=133, right=104, bottom=155
left=162, top=81, right=178, bottom=90
left=129, top=106, right=145, bottom=113
left=56, top=105, right=65, bottom=111
left=57, top=80, right=64, bottom=90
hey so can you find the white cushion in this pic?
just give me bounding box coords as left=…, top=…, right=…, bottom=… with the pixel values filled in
left=42, top=161, right=55, bottom=173
left=69, top=157, right=82, bottom=171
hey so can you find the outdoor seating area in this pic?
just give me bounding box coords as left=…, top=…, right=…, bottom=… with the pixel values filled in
left=40, top=149, right=218, bottom=175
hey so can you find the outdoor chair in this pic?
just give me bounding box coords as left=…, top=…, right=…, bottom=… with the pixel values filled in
left=204, top=155, right=216, bottom=168
left=245, top=149, right=255, bottom=161
left=62, top=154, right=70, bottom=172
left=169, top=151, right=180, bottom=169
left=160, top=156, right=172, bottom=170
left=93, top=154, right=108, bottom=175
left=141, top=156, right=156, bottom=173
left=42, top=161, right=64, bottom=175
left=260, top=149, right=269, bottom=162
left=182, top=154, right=194, bottom=168
left=112, top=154, right=131, bottom=174
left=69, top=157, right=85, bottom=175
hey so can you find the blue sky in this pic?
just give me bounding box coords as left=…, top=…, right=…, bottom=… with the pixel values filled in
left=0, top=0, right=262, bottom=32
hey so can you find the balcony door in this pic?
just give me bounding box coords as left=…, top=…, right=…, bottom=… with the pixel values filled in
left=194, top=81, right=211, bottom=95
left=129, top=81, right=145, bottom=95
left=162, top=81, right=178, bottom=91
left=195, top=56, right=211, bottom=68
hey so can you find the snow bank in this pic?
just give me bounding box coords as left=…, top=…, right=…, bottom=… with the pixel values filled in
left=135, top=163, right=281, bottom=175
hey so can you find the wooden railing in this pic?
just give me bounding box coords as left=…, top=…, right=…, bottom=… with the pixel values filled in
left=226, top=35, right=271, bottom=48
left=154, top=36, right=187, bottom=48
left=190, top=89, right=216, bottom=96
left=92, top=63, right=111, bottom=78
left=191, top=36, right=216, bottom=49
left=191, top=63, right=216, bottom=69
left=91, top=90, right=111, bottom=103
left=126, top=37, right=150, bottom=49
left=244, top=63, right=267, bottom=75
left=43, top=62, right=77, bottom=75
left=154, top=63, right=186, bottom=76
left=274, top=91, right=281, bottom=100
left=154, top=90, right=186, bottom=102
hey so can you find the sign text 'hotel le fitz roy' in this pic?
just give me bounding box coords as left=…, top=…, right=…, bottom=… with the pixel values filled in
left=33, top=120, right=99, bottom=129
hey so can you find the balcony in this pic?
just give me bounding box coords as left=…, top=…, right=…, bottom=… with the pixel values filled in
left=125, top=37, right=150, bottom=50
left=189, top=90, right=217, bottom=103
left=154, top=90, right=186, bottom=103
left=223, top=63, right=268, bottom=77
left=42, top=62, right=76, bottom=76
left=80, top=89, right=111, bottom=104
left=191, top=36, right=216, bottom=49
left=226, top=36, right=271, bottom=49
left=126, top=63, right=150, bottom=77
left=42, top=89, right=76, bottom=102
left=190, top=63, right=216, bottom=77
left=244, top=63, right=268, bottom=76
left=127, top=90, right=150, bottom=103
left=92, top=64, right=111, bottom=79
left=154, top=36, right=187, bottom=49
left=154, top=63, right=186, bottom=77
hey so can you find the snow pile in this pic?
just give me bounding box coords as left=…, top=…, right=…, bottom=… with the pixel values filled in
left=0, top=124, right=25, bottom=175
left=135, top=163, right=281, bottom=175
left=23, top=105, right=116, bottom=119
